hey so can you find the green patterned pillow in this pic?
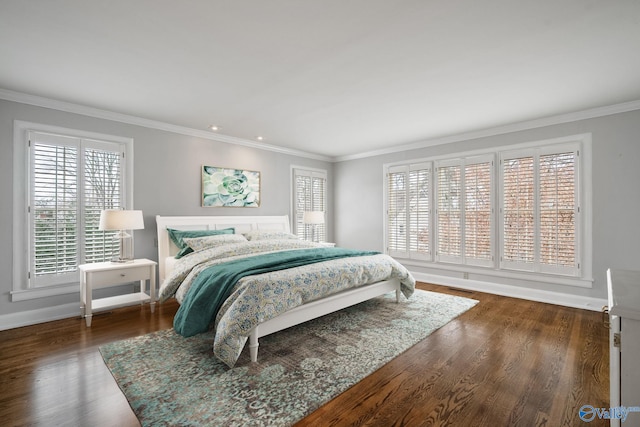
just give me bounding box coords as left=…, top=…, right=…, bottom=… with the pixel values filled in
left=168, top=227, right=235, bottom=258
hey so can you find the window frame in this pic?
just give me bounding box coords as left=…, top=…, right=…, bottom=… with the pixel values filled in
left=383, top=133, right=592, bottom=289
left=12, top=121, right=134, bottom=301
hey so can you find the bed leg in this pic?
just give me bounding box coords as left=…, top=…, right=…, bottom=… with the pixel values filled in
left=396, top=288, right=400, bottom=303
left=249, top=330, right=259, bottom=362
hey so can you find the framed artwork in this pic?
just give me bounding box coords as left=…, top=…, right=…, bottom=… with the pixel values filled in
left=202, top=166, right=260, bottom=207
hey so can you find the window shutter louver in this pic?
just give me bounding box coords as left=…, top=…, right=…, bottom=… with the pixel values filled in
left=437, top=164, right=462, bottom=262
left=386, top=167, right=407, bottom=256
left=502, top=155, right=535, bottom=269
left=295, top=174, right=311, bottom=240
left=32, top=140, right=79, bottom=280
left=409, top=165, right=430, bottom=258
left=311, top=175, right=326, bottom=241
left=386, top=164, right=431, bottom=259
left=293, top=168, right=327, bottom=242
left=83, top=147, right=122, bottom=263
left=464, top=160, right=493, bottom=265
left=539, top=151, right=576, bottom=271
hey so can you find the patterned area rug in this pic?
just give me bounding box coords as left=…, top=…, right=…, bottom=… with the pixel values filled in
left=100, top=289, right=478, bottom=426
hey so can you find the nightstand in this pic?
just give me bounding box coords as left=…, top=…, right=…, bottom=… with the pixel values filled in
left=79, top=258, right=157, bottom=326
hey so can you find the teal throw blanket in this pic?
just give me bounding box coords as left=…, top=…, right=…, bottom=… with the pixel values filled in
left=174, top=247, right=379, bottom=337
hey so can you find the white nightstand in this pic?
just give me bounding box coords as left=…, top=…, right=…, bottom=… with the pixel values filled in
left=79, top=258, right=157, bottom=326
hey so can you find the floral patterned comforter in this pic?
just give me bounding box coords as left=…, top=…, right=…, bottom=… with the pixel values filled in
left=159, top=239, right=416, bottom=367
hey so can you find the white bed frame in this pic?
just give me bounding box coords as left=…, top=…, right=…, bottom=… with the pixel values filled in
left=156, top=215, right=401, bottom=362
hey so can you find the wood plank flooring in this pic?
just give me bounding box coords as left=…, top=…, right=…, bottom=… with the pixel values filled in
left=0, top=283, right=609, bottom=427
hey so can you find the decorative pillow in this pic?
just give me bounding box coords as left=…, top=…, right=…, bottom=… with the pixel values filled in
left=183, top=234, right=248, bottom=252
left=242, top=230, right=299, bottom=241
left=168, top=227, right=235, bottom=258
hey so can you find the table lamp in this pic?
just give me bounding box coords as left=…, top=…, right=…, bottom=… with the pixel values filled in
left=303, top=211, right=325, bottom=242
left=99, top=209, right=144, bottom=262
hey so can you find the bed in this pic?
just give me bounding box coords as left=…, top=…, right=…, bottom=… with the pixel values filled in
left=156, top=215, right=415, bottom=367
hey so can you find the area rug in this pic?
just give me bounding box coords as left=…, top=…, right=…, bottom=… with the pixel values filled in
left=100, top=289, right=478, bottom=426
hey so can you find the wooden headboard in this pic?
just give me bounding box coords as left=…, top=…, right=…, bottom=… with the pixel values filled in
left=155, top=215, right=291, bottom=283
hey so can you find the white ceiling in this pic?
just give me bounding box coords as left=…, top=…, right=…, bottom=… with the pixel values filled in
left=1, top=0, right=639, bottom=159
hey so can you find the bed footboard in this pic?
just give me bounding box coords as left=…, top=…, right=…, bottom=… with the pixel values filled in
left=247, top=278, right=401, bottom=362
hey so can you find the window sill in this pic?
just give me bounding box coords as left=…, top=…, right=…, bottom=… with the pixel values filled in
left=396, top=258, right=594, bottom=289
left=11, top=283, right=79, bottom=301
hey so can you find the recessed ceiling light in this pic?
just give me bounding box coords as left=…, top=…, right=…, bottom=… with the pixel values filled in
left=208, top=125, right=220, bottom=131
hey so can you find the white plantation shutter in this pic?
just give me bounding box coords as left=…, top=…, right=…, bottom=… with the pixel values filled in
left=383, top=137, right=584, bottom=281
left=500, top=145, right=579, bottom=275
left=83, top=141, right=123, bottom=263
left=31, top=134, right=79, bottom=281
left=293, top=168, right=327, bottom=242
left=435, top=157, right=493, bottom=266
left=29, top=131, right=125, bottom=287
left=312, top=174, right=326, bottom=241
left=539, top=150, right=578, bottom=274
left=386, top=166, right=408, bottom=256
left=436, top=162, right=462, bottom=263
left=501, top=154, right=535, bottom=270
left=408, top=164, right=431, bottom=258
left=464, top=157, right=493, bottom=266
left=386, top=163, right=431, bottom=259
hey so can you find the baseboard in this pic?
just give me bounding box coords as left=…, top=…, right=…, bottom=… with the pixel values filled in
left=412, top=271, right=607, bottom=312
left=1, top=272, right=607, bottom=331
left=0, top=302, right=80, bottom=331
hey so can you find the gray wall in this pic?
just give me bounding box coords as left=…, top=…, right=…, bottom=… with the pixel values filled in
left=0, top=99, right=332, bottom=317
left=334, top=109, right=640, bottom=300
left=2, top=97, right=639, bottom=321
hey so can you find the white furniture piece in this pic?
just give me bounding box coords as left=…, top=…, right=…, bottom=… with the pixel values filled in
left=79, top=258, right=157, bottom=326
left=606, top=268, right=640, bottom=427
left=318, top=242, right=336, bottom=247
left=156, top=215, right=401, bottom=362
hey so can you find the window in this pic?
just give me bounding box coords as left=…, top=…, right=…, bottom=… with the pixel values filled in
left=501, top=154, right=535, bottom=268
left=384, top=135, right=588, bottom=285
left=386, top=163, right=431, bottom=260
left=13, top=121, right=133, bottom=300
left=292, top=167, right=327, bottom=242
left=464, top=158, right=493, bottom=265
left=500, top=144, right=579, bottom=276
left=434, top=156, right=494, bottom=266
left=436, top=161, right=462, bottom=263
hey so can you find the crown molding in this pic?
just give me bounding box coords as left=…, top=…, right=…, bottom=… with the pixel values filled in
left=0, top=88, right=333, bottom=162
left=335, top=99, right=640, bottom=162
left=3, top=87, right=639, bottom=164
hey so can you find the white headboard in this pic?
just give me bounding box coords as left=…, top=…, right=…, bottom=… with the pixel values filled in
left=156, top=215, right=291, bottom=283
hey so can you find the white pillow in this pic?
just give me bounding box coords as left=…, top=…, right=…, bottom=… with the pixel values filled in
left=242, top=230, right=299, bottom=241
left=183, top=233, right=248, bottom=252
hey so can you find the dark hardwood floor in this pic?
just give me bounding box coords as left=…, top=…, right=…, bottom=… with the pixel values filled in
left=0, top=283, right=609, bottom=427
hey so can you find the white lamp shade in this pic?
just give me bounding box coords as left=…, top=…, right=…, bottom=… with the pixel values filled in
left=303, top=211, right=325, bottom=225
left=99, top=209, right=144, bottom=231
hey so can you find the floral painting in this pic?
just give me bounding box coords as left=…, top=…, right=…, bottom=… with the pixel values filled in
left=202, top=166, right=260, bottom=207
